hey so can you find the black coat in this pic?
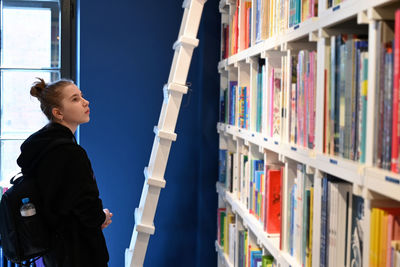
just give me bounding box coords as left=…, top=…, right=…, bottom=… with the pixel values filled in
left=17, top=122, right=109, bottom=267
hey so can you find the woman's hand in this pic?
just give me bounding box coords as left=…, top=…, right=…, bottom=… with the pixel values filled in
left=102, top=208, right=113, bottom=230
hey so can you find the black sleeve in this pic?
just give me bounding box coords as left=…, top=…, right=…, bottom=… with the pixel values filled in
left=35, top=145, right=106, bottom=229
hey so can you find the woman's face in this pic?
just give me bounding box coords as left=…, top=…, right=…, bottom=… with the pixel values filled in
left=59, top=84, right=90, bottom=127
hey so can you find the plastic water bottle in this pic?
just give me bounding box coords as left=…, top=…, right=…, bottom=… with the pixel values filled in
left=20, top=198, right=36, bottom=217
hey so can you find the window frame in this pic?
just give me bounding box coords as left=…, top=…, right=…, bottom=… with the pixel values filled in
left=0, top=0, right=77, bottom=182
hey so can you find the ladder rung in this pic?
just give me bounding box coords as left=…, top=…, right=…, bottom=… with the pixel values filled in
left=134, top=208, right=155, bottom=235
left=136, top=223, right=155, bottom=235
left=153, top=126, right=177, bottom=141
left=173, top=36, right=199, bottom=50
left=144, top=167, right=166, bottom=189
left=183, top=0, right=207, bottom=8
left=164, top=82, right=188, bottom=95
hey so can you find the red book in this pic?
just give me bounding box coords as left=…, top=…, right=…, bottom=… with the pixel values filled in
left=265, top=169, right=282, bottom=234
left=246, top=6, right=250, bottom=48
left=392, top=9, right=400, bottom=173
left=234, top=3, right=239, bottom=54
left=279, top=166, right=284, bottom=250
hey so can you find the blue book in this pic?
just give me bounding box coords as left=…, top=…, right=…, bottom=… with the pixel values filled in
left=218, top=150, right=227, bottom=183
left=350, top=195, right=364, bottom=267
left=255, top=0, right=261, bottom=42
left=290, top=184, right=296, bottom=256
left=250, top=250, right=262, bottom=267
left=320, top=176, right=329, bottom=267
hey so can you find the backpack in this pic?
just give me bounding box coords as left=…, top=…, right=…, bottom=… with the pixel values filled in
left=0, top=139, right=73, bottom=265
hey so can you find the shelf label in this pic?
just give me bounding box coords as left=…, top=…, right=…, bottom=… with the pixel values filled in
left=274, top=141, right=279, bottom=145
left=264, top=137, right=268, bottom=142
left=238, top=129, right=241, bottom=132
left=333, top=5, right=340, bottom=11
left=385, top=176, right=400, bottom=185
left=294, top=24, right=300, bottom=30
left=252, top=134, right=255, bottom=137
left=330, top=159, right=338, bottom=165
left=291, top=146, right=297, bottom=151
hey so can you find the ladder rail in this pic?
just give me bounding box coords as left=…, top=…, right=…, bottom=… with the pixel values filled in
left=125, top=1, right=207, bottom=266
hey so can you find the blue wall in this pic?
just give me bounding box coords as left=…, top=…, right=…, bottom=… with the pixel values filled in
left=78, top=1, right=219, bottom=266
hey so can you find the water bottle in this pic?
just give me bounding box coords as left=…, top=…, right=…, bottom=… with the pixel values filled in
left=20, top=198, right=36, bottom=217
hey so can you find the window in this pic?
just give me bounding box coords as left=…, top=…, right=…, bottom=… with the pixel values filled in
left=0, top=0, right=76, bottom=185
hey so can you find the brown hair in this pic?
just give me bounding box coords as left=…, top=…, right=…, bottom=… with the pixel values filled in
left=30, top=78, right=74, bottom=121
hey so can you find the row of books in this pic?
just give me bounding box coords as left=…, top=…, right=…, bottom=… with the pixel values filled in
left=323, top=34, right=369, bottom=162
left=221, top=0, right=318, bottom=59
left=220, top=141, right=400, bottom=267
left=222, top=0, right=252, bottom=59
left=289, top=50, right=316, bottom=149
left=369, top=206, right=400, bottom=267
left=286, top=164, right=313, bottom=266
left=218, top=149, right=282, bottom=235
left=220, top=49, right=316, bottom=150
left=222, top=0, right=251, bottom=58
left=374, top=14, right=400, bottom=174
left=217, top=208, right=276, bottom=266
left=219, top=83, right=250, bottom=129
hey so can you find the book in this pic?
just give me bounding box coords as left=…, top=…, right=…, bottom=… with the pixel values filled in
left=265, top=169, right=281, bottom=234
left=393, top=10, right=400, bottom=173
left=350, top=195, right=364, bottom=267
left=219, top=150, right=227, bottom=184
left=218, top=208, right=226, bottom=246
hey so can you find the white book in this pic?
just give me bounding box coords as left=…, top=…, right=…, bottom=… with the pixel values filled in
left=292, top=177, right=299, bottom=260
left=234, top=152, right=239, bottom=199
left=245, top=159, right=250, bottom=210
left=295, top=164, right=304, bottom=264
left=337, top=182, right=352, bottom=267
left=263, top=59, right=270, bottom=136
left=327, top=181, right=335, bottom=267
left=229, top=223, right=236, bottom=264
left=240, top=154, right=245, bottom=203
left=396, top=250, right=400, bottom=267
left=226, top=151, right=232, bottom=191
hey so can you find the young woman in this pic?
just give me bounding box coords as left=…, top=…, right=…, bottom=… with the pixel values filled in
left=16, top=78, right=112, bottom=267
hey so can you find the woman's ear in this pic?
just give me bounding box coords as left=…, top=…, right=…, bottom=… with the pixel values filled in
left=52, top=107, right=63, bottom=121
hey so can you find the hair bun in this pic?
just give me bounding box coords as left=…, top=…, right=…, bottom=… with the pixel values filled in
left=30, top=78, right=47, bottom=98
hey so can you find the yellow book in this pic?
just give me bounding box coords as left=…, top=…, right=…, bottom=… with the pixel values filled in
left=369, top=208, right=377, bottom=267
left=269, top=0, right=274, bottom=38
left=261, top=0, right=269, bottom=40
left=379, top=211, right=388, bottom=267
left=224, top=213, right=235, bottom=254
left=306, top=187, right=314, bottom=267
left=224, top=213, right=228, bottom=254
left=302, top=0, right=309, bottom=21
left=376, top=209, right=383, bottom=266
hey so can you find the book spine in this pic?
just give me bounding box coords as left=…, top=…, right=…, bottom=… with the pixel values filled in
left=393, top=10, right=400, bottom=173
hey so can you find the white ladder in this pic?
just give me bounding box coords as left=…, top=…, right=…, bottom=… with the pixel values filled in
left=125, top=1, right=207, bottom=266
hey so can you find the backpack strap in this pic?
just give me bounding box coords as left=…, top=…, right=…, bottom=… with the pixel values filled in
left=11, top=138, right=75, bottom=184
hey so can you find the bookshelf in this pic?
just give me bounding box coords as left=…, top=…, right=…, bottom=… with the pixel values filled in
left=216, top=0, right=400, bottom=267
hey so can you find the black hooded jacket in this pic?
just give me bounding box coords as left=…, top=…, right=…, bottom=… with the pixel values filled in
left=17, top=122, right=109, bottom=267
